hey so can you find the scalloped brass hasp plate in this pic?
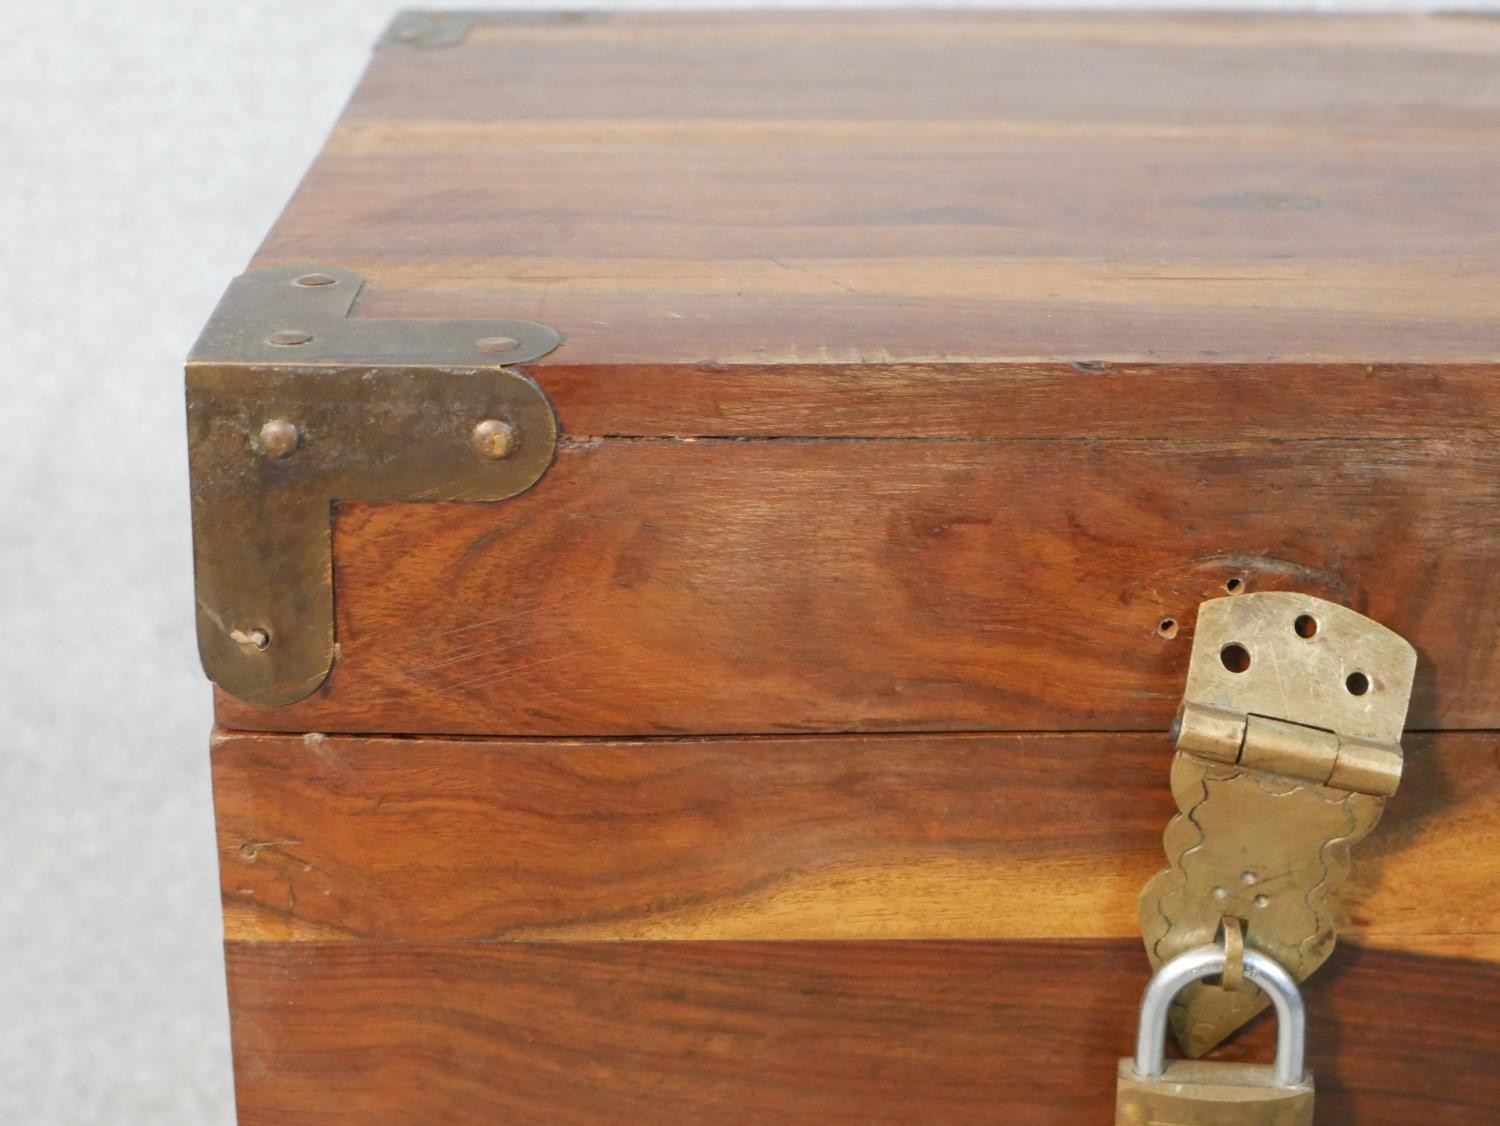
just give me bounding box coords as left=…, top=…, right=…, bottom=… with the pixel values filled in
left=186, top=266, right=561, bottom=707
left=1139, top=592, right=1416, bottom=1057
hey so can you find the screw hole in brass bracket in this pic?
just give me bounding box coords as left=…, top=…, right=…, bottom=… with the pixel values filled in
left=186, top=266, right=562, bottom=706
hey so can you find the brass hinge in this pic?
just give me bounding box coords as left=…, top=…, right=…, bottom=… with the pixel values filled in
left=1174, top=595, right=1411, bottom=798
left=186, top=266, right=562, bottom=707
left=1140, top=592, right=1416, bottom=1057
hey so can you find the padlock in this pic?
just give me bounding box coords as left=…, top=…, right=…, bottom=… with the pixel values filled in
left=1116, top=944, right=1314, bottom=1125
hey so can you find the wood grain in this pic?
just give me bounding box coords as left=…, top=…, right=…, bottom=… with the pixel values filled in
left=217, top=438, right=1500, bottom=736
left=528, top=361, right=1500, bottom=442
left=212, top=16, right=1500, bottom=1121
left=226, top=938, right=1500, bottom=1124
left=220, top=11, right=1500, bottom=734
left=214, top=729, right=1500, bottom=948
left=253, top=11, right=1500, bottom=368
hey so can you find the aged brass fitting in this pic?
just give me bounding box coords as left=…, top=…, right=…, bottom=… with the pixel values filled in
left=256, top=419, right=300, bottom=459
left=187, top=266, right=561, bottom=707
left=1138, top=591, right=1416, bottom=1057
left=471, top=419, right=519, bottom=460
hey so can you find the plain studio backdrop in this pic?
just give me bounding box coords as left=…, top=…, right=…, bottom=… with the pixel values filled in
left=0, top=1, right=1493, bottom=1122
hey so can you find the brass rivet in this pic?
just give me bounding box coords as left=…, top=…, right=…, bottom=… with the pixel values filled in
left=268, top=329, right=313, bottom=346
left=471, top=419, right=518, bottom=460
left=258, top=419, right=300, bottom=459
left=293, top=273, right=337, bottom=288
left=475, top=335, right=520, bottom=354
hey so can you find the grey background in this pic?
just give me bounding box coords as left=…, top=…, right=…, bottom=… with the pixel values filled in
left=1, top=1, right=1493, bottom=1122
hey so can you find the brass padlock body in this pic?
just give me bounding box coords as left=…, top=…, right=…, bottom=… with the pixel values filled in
left=1116, top=1059, right=1314, bottom=1125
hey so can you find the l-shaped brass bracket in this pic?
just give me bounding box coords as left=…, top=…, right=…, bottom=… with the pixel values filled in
left=186, top=266, right=561, bottom=707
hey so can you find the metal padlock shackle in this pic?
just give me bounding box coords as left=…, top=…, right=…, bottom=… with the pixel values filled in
left=1135, top=944, right=1307, bottom=1087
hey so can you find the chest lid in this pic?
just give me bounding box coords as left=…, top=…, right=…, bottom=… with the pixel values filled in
left=258, top=11, right=1500, bottom=378
left=193, top=11, right=1500, bottom=735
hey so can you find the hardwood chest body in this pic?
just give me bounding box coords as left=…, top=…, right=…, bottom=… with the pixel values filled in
left=192, top=11, right=1500, bottom=1122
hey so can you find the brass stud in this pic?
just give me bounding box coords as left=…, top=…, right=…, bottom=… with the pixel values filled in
left=293, top=273, right=337, bottom=288
left=267, top=329, right=313, bottom=346
left=257, top=419, right=300, bottom=459
left=471, top=419, right=518, bottom=460
left=475, top=335, right=521, bottom=355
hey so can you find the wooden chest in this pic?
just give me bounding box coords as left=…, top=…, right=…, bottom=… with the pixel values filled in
left=191, top=11, right=1500, bottom=1123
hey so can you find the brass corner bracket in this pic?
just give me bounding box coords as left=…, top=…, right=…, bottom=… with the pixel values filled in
left=186, top=266, right=561, bottom=707
left=1138, top=591, right=1416, bottom=1057
left=379, top=12, right=477, bottom=49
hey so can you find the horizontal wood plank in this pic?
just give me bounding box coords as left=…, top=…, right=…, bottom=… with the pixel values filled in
left=531, top=361, right=1500, bottom=441
left=214, top=730, right=1500, bottom=947
left=226, top=938, right=1500, bottom=1124
left=217, top=438, right=1500, bottom=736
left=253, top=11, right=1500, bottom=368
